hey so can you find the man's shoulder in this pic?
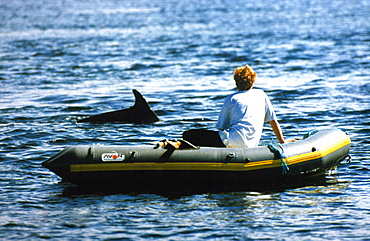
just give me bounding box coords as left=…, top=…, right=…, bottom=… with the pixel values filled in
left=232, top=89, right=266, bottom=97
left=250, top=88, right=266, bottom=94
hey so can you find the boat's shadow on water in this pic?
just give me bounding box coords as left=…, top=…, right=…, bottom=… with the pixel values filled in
left=60, top=174, right=339, bottom=197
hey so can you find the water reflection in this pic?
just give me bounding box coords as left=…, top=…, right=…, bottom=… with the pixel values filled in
left=60, top=173, right=339, bottom=198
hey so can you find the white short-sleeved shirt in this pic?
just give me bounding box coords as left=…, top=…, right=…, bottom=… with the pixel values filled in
left=216, top=89, right=277, bottom=148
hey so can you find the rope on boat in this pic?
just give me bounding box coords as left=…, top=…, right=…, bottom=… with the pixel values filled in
left=303, top=128, right=319, bottom=139
left=268, top=128, right=336, bottom=174
left=267, top=143, right=289, bottom=175
left=268, top=128, right=318, bottom=174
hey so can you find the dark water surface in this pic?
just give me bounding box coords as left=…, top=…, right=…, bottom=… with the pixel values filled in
left=1, top=0, right=369, bottom=239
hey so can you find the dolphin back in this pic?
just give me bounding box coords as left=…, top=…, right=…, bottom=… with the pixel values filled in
left=77, top=89, right=160, bottom=124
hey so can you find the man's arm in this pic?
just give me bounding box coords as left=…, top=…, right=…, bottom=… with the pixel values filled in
left=269, top=120, right=285, bottom=144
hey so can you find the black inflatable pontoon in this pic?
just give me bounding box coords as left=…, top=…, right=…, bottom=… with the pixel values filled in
left=42, top=129, right=350, bottom=189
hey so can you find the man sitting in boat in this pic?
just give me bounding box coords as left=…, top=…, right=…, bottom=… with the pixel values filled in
left=182, top=64, right=287, bottom=148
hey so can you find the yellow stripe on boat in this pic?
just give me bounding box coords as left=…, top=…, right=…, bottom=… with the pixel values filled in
left=286, top=136, right=350, bottom=165
left=70, top=136, right=350, bottom=173
left=70, top=161, right=281, bottom=172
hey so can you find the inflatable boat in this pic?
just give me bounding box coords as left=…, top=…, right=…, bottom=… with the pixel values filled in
left=42, top=129, right=350, bottom=190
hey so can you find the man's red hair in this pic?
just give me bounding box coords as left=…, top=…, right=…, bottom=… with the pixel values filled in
left=234, top=64, right=257, bottom=91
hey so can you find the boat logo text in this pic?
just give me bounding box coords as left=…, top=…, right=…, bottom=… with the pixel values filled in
left=101, top=152, right=125, bottom=162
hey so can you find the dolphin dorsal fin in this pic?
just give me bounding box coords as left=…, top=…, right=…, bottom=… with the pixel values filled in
left=132, top=89, right=151, bottom=108
left=131, top=89, right=160, bottom=123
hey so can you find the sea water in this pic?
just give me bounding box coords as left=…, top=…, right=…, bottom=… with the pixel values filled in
left=0, top=0, right=369, bottom=239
